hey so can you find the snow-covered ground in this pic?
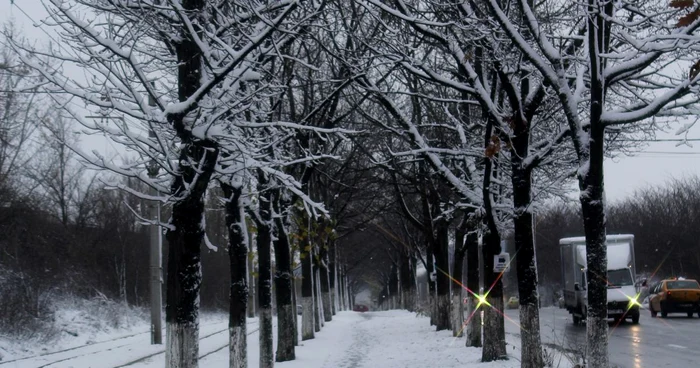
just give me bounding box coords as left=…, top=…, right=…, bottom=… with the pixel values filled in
left=1, top=306, right=571, bottom=368
left=279, top=310, right=522, bottom=368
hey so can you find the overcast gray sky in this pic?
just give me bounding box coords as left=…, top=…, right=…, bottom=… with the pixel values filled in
left=3, top=0, right=700, bottom=203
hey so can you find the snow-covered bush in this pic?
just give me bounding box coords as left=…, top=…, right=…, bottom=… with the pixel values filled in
left=0, top=268, right=56, bottom=341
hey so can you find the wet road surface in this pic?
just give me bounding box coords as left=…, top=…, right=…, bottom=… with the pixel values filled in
left=505, top=306, right=700, bottom=368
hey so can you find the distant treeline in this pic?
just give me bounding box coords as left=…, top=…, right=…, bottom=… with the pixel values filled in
left=0, top=182, right=233, bottom=328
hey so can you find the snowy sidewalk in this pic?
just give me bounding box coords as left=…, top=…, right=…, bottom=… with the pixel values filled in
left=280, top=310, right=520, bottom=368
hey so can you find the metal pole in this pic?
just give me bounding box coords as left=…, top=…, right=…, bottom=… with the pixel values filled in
left=148, top=91, right=162, bottom=345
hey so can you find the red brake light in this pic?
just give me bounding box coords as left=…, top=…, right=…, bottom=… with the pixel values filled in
left=667, top=291, right=672, bottom=296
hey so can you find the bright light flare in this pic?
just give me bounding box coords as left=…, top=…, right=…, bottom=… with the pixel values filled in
left=475, top=293, right=491, bottom=308
left=626, top=293, right=642, bottom=311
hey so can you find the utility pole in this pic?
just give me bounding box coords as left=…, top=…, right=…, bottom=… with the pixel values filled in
left=86, top=99, right=162, bottom=343
left=147, top=92, right=163, bottom=345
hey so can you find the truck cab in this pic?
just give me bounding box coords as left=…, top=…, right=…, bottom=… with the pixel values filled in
left=560, top=235, right=640, bottom=325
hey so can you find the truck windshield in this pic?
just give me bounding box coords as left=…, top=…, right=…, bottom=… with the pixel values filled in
left=607, top=269, right=633, bottom=287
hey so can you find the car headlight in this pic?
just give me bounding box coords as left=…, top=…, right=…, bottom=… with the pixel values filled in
left=627, top=294, right=642, bottom=310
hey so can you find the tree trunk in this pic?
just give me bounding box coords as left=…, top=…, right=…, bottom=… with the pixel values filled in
left=272, top=193, right=295, bottom=362
left=425, top=245, right=436, bottom=325
left=511, top=144, right=544, bottom=367
left=465, top=222, right=481, bottom=347
left=301, top=236, right=314, bottom=340
left=291, top=262, right=299, bottom=347
left=164, top=0, right=218, bottom=366
left=320, top=267, right=332, bottom=322
left=313, top=265, right=322, bottom=331
left=319, top=246, right=333, bottom=322
left=222, top=184, right=248, bottom=368
left=434, top=223, right=451, bottom=331
left=452, top=237, right=466, bottom=337
left=399, top=251, right=415, bottom=311
left=255, top=180, right=274, bottom=368
left=481, top=229, right=507, bottom=362
left=329, top=246, right=337, bottom=315
left=339, top=268, right=346, bottom=311
left=247, top=249, right=256, bottom=318
left=581, top=111, right=608, bottom=368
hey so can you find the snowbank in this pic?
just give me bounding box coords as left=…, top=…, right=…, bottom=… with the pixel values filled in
left=0, top=295, right=226, bottom=363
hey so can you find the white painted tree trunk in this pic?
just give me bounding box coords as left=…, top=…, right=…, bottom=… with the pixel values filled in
left=275, top=304, right=295, bottom=361
left=314, top=272, right=322, bottom=331
left=259, top=307, right=274, bottom=368
left=481, top=296, right=507, bottom=361
left=330, top=287, right=337, bottom=315
left=466, top=297, right=481, bottom=347
left=322, top=292, right=332, bottom=322
left=452, top=294, right=463, bottom=337
left=229, top=323, right=247, bottom=368
left=301, top=296, right=315, bottom=340
left=166, top=322, right=198, bottom=368
left=520, top=303, right=544, bottom=367
left=587, top=312, right=609, bottom=368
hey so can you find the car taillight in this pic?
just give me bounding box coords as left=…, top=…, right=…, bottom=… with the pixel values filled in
left=667, top=291, right=672, bottom=297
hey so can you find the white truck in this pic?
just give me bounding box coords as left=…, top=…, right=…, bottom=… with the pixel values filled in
left=560, top=234, right=640, bottom=325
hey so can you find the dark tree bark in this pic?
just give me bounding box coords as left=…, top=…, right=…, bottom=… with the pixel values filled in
left=434, top=221, right=451, bottom=331
left=300, top=210, right=315, bottom=340
left=222, top=183, right=247, bottom=368
left=425, top=244, right=436, bottom=325
left=580, top=3, right=613, bottom=367
left=388, top=263, right=400, bottom=309
left=164, top=1, right=218, bottom=366
left=313, top=259, right=322, bottom=331
left=272, top=191, right=295, bottom=362
left=318, top=237, right=333, bottom=322
left=247, top=251, right=256, bottom=318
left=465, top=219, right=482, bottom=348
left=399, top=251, right=415, bottom=311
left=581, top=85, right=609, bottom=368
left=481, top=119, right=507, bottom=362
left=329, top=245, right=337, bottom=315
left=338, top=266, right=346, bottom=311
left=452, top=220, right=468, bottom=337
left=511, top=131, right=544, bottom=367
left=253, top=177, right=273, bottom=368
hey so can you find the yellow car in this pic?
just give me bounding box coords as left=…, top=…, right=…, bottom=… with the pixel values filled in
left=506, top=296, right=519, bottom=309
left=649, top=277, right=700, bottom=318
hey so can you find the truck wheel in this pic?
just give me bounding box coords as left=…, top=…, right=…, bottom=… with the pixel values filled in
left=631, top=310, right=640, bottom=324
left=573, top=315, right=580, bottom=325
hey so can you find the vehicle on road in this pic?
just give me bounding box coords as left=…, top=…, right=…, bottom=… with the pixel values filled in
left=353, top=304, right=369, bottom=312
left=560, top=234, right=641, bottom=325
left=648, top=277, right=700, bottom=318
left=506, top=296, right=519, bottom=309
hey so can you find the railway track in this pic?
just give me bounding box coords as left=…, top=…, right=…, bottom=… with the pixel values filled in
left=0, top=319, right=255, bottom=368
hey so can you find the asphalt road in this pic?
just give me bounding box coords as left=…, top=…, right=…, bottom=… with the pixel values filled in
left=504, top=306, right=700, bottom=368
